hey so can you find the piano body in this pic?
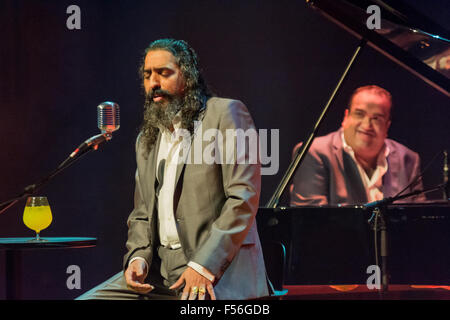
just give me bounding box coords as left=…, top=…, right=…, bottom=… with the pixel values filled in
left=257, top=204, right=450, bottom=286
left=258, top=0, right=450, bottom=292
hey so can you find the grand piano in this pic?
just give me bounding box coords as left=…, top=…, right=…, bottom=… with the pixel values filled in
left=258, top=204, right=450, bottom=285
left=257, top=0, right=450, bottom=298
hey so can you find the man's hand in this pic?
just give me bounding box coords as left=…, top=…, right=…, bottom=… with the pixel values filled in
left=169, top=267, right=216, bottom=300
left=124, top=259, right=154, bottom=294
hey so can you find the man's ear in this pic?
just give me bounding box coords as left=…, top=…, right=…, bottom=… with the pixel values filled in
left=385, top=119, right=392, bottom=137
left=342, top=108, right=350, bottom=127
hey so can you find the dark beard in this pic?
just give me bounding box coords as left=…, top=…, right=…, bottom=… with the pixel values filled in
left=142, top=89, right=183, bottom=131
left=139, top=87, right=206, bottom=154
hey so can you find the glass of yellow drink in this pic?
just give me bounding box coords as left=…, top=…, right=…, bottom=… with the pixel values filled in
left=23, top=197, right=53, bottom=241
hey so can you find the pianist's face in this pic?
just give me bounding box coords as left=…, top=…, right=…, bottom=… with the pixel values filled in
left=342, top=89, right=391, bottom=161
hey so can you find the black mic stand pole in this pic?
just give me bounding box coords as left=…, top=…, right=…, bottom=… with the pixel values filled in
left=366, top=182, right=448, bottom=296
left=0, top=147, right=96, bottom=215
left=371, top=205, right=388, bottom=295
left=266, top=38, right=367, bottom=208
left=443, top=150, right=448, bottom=201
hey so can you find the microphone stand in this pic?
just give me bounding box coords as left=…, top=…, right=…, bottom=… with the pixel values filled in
left=365, top=182, right=448, bottom=295
left=0, top=137, right=106, bottom=216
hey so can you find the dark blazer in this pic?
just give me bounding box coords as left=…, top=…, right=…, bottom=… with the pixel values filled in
left=123, top=97, right=269, bottom=299
left=290, top=128, right=425, bottom=206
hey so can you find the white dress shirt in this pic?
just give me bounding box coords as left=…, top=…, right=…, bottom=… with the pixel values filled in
left=342, top=132, right=390, bottom=202
left=156, top=121, right=184, bottom=249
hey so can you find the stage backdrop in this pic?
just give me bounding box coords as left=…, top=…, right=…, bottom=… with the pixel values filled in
left=0, top=0, right=448, bottom=299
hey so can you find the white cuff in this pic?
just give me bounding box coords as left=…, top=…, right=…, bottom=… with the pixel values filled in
left=188, top=261, right=215, bottom=283
left=129, top=256, right=149, bottom=273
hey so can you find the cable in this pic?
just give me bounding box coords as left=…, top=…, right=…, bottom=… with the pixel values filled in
left=393, top=150, right=442, bottom=200
left=374, top=210, right=379, bottom=269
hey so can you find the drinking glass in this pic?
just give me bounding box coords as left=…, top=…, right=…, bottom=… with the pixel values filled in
left=23, top=196, right=53, bottom=241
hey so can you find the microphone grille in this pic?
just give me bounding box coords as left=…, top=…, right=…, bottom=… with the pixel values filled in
left=97, top=101, right=120, bottom=133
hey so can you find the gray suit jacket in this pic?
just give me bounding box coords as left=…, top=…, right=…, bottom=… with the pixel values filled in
left=290, top=128, right=425, bottom=206
left=123, top=97, right=269, bottom=299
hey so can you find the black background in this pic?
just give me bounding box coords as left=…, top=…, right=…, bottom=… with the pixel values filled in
left=0, top=0, right=449, bottom=299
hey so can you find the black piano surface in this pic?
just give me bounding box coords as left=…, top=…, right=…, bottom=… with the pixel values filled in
left=256, top=203, right=450, bottom=286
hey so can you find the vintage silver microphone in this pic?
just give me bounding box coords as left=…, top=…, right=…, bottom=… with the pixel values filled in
left=98, top=101, right=120, bottom=134
left=69, top=101, right=120, bottom=159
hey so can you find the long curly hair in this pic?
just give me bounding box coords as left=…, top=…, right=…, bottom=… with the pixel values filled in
left=138, top=39, right=212, bottom=152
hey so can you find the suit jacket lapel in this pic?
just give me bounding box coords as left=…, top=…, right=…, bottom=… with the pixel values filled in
left=141, top=133, right=161, bottom=210
left=332, top=129, right=368, bottom=203
left=332, top=130, right=345, bottom=173
left=382, top=140, right=398, bottom=197
left=342, top=152, right=368, bottom=203
left=173, top=109, right=207, bottom=215
left=174, top=110, right=206, bottom=188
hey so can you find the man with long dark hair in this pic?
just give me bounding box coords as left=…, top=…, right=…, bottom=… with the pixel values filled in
left=78, top=39, right=269, bottom=300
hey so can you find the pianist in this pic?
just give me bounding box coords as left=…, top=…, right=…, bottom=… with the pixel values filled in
left=290, top=85, right=426, bottom=206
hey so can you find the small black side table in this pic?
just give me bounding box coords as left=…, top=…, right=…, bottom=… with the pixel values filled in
left=0, top=237, right=97, bottom=300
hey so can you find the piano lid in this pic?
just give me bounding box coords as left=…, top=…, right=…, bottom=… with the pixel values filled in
left=307, top=0, right=450, bottom=97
